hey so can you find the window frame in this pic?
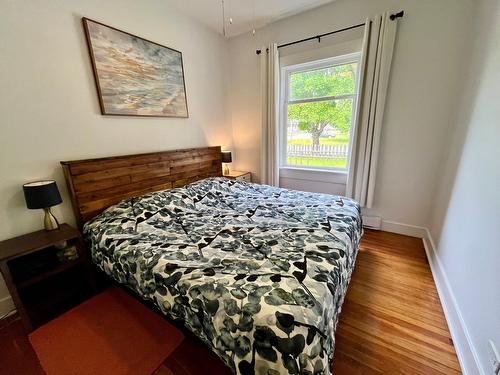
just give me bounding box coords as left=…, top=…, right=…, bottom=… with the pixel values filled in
left=279, top=52, right=361, bottom=174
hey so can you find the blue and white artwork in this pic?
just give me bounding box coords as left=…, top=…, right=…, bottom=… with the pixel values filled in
left=84, top=18, right=188, bottom=117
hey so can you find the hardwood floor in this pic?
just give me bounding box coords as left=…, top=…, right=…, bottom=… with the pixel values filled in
left=0, top=313, right=44, bottom=375
left=0, top=230, right=460, bottom=374
left=331, top=230, right=461, bottom=374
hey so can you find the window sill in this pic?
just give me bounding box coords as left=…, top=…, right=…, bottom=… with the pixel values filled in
left=279, top=167, right=347, bottom=184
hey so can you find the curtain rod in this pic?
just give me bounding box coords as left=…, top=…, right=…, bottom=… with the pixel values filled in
left=256, top=10, right=404, bottom=55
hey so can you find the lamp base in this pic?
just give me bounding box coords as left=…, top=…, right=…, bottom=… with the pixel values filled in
left=223, top=164, right=230, bottom=176
left=43, top=207, right=60, bottom=231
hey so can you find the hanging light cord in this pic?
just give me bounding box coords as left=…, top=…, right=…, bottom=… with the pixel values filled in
left=221, top=0, right=226, bottom=37
left=252, top=0, right=256, bottom=35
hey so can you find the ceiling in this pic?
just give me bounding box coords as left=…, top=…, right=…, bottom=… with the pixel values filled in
left=168, top=0, right=336, bottom=38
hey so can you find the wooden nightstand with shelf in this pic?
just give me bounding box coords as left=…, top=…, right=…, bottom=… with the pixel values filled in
left=0, top=224, right=94, bottom=332
left=224, top=170, right=252, bottom=183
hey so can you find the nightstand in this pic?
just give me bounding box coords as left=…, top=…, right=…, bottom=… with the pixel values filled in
left=224, top=170, right=252, bottom=182
left=0, top=224, right=94, bottom=331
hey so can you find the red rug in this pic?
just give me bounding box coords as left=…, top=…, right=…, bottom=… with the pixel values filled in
left=29, top=287, right=184, bottom=375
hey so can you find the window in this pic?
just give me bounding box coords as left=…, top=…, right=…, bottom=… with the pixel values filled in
left=280, top=53, right=360, bottom=172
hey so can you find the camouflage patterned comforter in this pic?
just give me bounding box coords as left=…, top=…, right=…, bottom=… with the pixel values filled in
left=83, top=177, right=362, bottom=375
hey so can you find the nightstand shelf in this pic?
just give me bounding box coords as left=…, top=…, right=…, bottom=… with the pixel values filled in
left=0, top=224, right=94, bottom=331
left=224, top=170, right=252, bottom=182
left=16, top=258, right=83, bottom=289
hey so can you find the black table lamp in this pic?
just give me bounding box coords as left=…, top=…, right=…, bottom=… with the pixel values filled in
left=23, top=180, right=62, bottom=231
left=221, top=151, right=232, bottom=176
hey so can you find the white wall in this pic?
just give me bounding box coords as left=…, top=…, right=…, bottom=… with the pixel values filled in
left=228, top=0, right=475, bottom=229
left=0, top=0, right=231, bottom=313
left=429, top=0, right=500, bottom=372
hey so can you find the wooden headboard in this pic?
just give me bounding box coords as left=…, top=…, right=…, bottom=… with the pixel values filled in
left=61, top=146, right=222, bottom=228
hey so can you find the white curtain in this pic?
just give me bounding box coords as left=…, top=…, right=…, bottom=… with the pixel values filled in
left=346, top=12, right=398, bottom=207
left=260, top=43, right=280, bottom=186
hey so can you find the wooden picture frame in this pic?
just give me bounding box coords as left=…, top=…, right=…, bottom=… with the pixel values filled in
left=82, top=17, right=189, bottom=118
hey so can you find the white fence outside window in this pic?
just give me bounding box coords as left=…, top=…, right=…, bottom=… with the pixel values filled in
left=286, top=144, right=349, bottom=159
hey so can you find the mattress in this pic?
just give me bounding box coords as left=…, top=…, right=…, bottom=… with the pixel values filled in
left=83, top=177, right=362, bottom=375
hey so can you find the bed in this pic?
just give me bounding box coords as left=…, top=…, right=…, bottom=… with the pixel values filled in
left=61, top=147, right=362, bottom=375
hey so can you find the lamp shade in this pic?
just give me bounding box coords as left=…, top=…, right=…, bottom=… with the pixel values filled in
left=221, top=151, right=232, bottom=163
left=23, top=180, right=62, bottom=209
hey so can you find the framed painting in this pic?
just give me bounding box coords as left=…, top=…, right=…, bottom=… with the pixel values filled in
left=82, top=18, right=188, bottom=117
